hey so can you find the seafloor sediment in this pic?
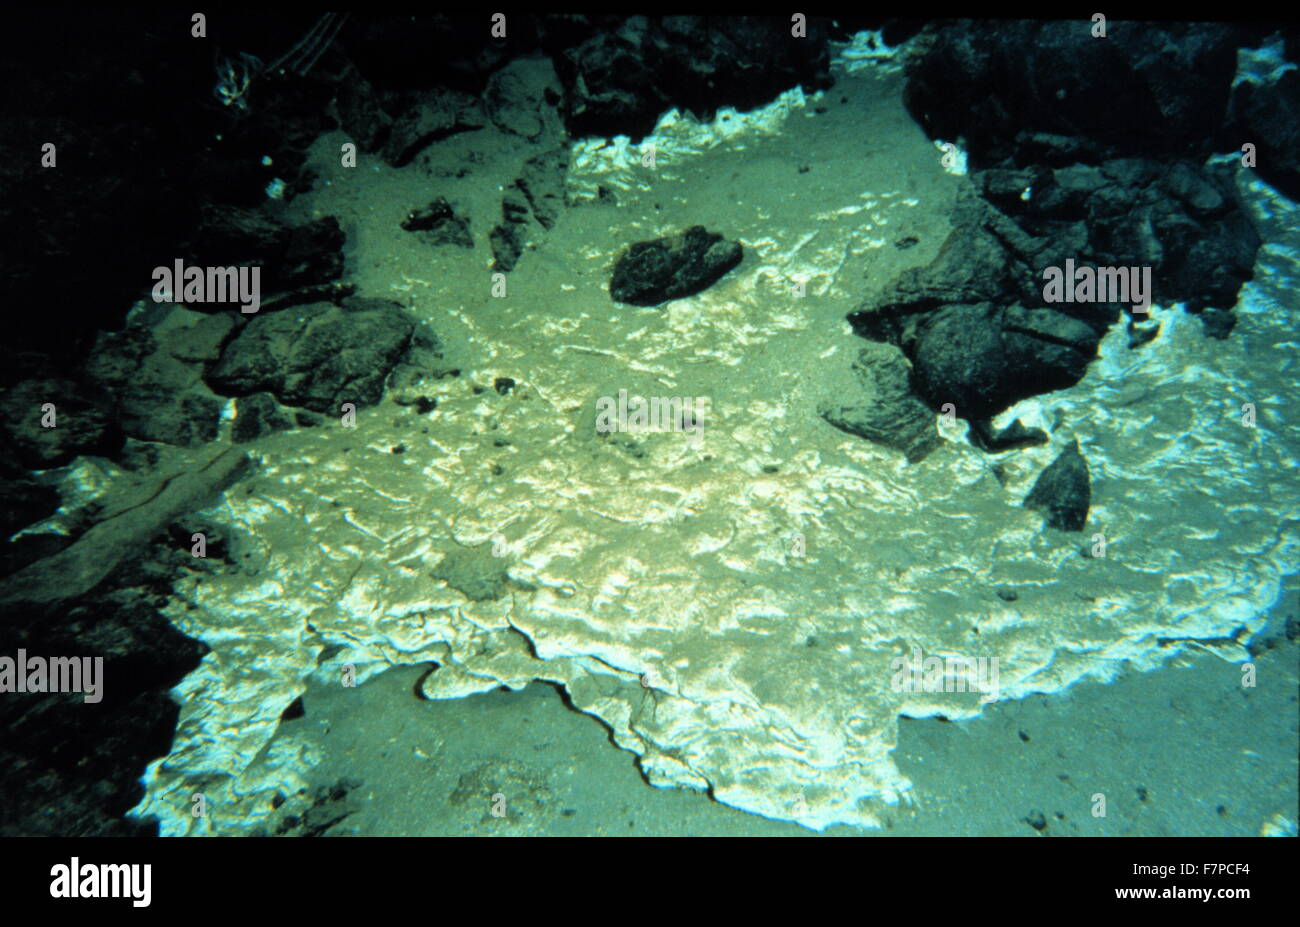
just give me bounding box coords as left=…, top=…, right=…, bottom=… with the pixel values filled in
left=114, top=41, right=1300, bottom=833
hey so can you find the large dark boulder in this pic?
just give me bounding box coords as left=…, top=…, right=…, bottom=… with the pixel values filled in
left=609, top=226, right=743, bottom=306
left=908, top=303, right=1098, bottom=422
left=207, top=298, right=416, bottom=414
left=850, top=158, right=1260, bottom=435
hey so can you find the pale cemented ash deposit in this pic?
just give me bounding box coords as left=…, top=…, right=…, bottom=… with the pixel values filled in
left=2, top=19, right=1297, bottom=837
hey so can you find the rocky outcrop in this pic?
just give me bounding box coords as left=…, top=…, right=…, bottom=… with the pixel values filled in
left=609, top=226, right=743, bottom=306
left=489, top=148, right=569, bottom=273
left=907, top=302, right=1097, bottom=423
left=187, top=210, right=347, bottom=304
left=0, top=444, right=249, bottom=834
left=977, top=158, right=1259, bottom=316
left=0, top=379, right=122, bottom=469
left=849, top=155, right=1259, bottom=436
left=86, top=305, right=235, bottom=448
left=903, top=22, right=1244, bottom=169
left=1228, top=67, right=1300, bottom=201
left=488, top=127, right=569, bottom=272
left=854, top=22, right=1265, bottom=451
left=380, top=89, right=484, bottom=167
left=206, top=297, right=417, bottom=415
left=562, top=16, right=834, bottom=139
left=484, top=56, right=566, bottom=141
left=0, top=587, right=208, bottom=836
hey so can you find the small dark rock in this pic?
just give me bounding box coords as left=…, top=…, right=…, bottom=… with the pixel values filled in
left=968, top=417, right=1048, bottom=452
left=1198, top=307, right=1236, bottom=340
left=401, top=198, right=473, bottom=249
left=1023, top=439, right=1091, bottom=532
left=231, top=392, right=295, bottom=443
left=489, top=215, right=525, bottom=273
left=609, top=226, right=743, bottom=307
left=1127, top=319, right=1161, bottom=349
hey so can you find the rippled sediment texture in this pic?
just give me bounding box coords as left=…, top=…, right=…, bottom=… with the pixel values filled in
left=130, top=59, right=1300, bottom=834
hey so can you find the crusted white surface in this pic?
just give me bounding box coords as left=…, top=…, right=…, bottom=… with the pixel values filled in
left=130, top=50, right=1300, bottom=834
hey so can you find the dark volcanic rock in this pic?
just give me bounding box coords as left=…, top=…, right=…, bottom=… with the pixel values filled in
left=489, top=190, right=530, bottom=273
left=904, top=22, right=1242, bottom=169
left=483, top=56, right=565, bottom=141
left=0, top=486, right=229, bottom=837
left=231, top=392, right=297, bottom=443
left=186, top=211, right=346, bottom=307
left=609, top=226, right=743, bottom=306
left=489, top=148, right=569, bottom=272
left=563, top=16, right=833, bottom=140
left=207, top=298, right=416, bottom=414
left=381, top=90, right=484, bottom=167
left=908, top=303, right=1097, bottom=422
left=0, top=378, right=122, bottom=469
left=402, top=198, right=473, bottom=249
left=1023, top=439, right=1091, bottom=532
left=849, top=160, right=1259, bottom=439
left=971, top=159, right=1256, bottom=315
left=0, top=592, right=207, bottom=836
left=969, top=418, right=1047, bottom=452
left=1229, top=68, right=1300, bottom=201
left=818, top=343, right=940, bottom=463
left=86, top=307, right=235, bottom=448
left=516, top=148, right=568, bottom=231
